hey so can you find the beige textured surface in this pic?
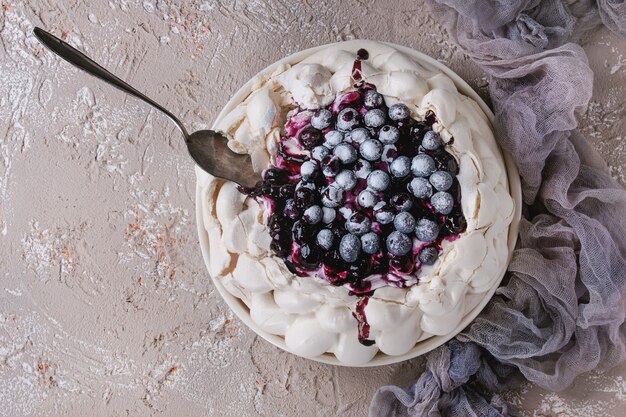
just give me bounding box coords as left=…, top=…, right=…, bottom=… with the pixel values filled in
left=0, top=1, right=624, bottom=416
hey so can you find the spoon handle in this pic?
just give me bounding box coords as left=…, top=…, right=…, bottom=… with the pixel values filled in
left=33, top=27, right=189, bottom=138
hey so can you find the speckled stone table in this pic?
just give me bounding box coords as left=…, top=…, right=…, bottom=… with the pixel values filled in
left=1, top=1, right=625, bottom=416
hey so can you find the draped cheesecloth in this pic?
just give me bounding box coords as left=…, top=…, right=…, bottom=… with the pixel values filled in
left=370, top=1, right=626, bottom=415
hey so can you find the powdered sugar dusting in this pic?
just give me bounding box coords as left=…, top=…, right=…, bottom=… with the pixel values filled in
left=0, top=0, right=624, bottom=415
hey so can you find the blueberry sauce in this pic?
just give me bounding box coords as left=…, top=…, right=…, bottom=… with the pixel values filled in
left=242, top=50, right=467, bottom=346
left=353, top=296, right=374, bottom=346
left=351, top=48, right=369, bottom=81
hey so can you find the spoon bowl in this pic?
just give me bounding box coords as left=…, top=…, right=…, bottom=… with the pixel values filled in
left=186, top=130, right=258, bottom=189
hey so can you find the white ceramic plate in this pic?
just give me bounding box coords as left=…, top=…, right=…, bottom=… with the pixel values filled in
left=195, top=41, right=522, bottom=367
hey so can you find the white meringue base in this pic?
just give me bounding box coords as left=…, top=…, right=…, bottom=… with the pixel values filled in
left=195, top=41, right=522, bottom=367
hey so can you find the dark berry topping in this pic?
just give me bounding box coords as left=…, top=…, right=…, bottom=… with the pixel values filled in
left=389, top=103, right=410, bottom=121
left=346, top=212, right=372, bottom=236
left=335, top=169, right=357, bottom=190
left=379, top=125, right=400, bottom=144
left=364, top=109, right=386, bottom=128
left=390, top=192, right=413, bottom=212
left=337, top=107, right=360, bottom=131
left=349, top=127, right=371, bottom=144
left=415, top=218, right=440, bottom=242
left=299, top=127, right=323, bottom=150
left=360, top=139, right=383, bottom=161
left=389, top=156, right=411, bottom=177
left=430, top=171, right=453, bottom=191
left=361, top=232, right=380, bottom=254
left=363, top=89, right=383, bottom=109
left=340, top=233, right=362, bottom=262
left=311, top=108, right=333, bottom=130
left=411, top=154, right=436, bottom=177
left=317, top=229, right=335, bottom=250
left=386, top=231, right=412, bottom=256
left=431, top=191, right=454, bottom=215
left=418, top=246, right=438, bottom=265
left=374, top=202, right=395, bottom=225
left=321, top=155, right=341, bottom=177
left=334, top=143, right=358, bottom=164
left=422, top=130, right=442, bottom=151
left=243, top=79, right=466, bottom=313
left=394, top=212, right=416, bottom=234
left=324, top=130, right=344, bottom=148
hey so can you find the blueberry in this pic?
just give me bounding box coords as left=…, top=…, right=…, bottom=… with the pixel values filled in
left=421, top=130, right=442, bottom=151
left=386, top=231, right=413, bottom=256
left=415, top=218, right=440, bottom=242
left=324, top=130, right=344, bottom=148
left=363, top=90, right=383, bottom=109
left=361, top=232, right=380, bottom=254
left=300, top=160, right=318, bottom=181
left=295, top=180, right=315, bottom=190
left=348, top=256, right=373, bottom=278
left=394, top=212, right=416, bottom=234
left=292, top=220, right=311, bottom=245
left=321, top=155, right=341, bottom=177
left=349, top=127, right=371, bottom=144
left=294, top=187, right=317, bottom=209
left=408, top=177, right=433, bottom=199
left=263, top=168, right=289, bottom=185
left=390, top=192, right=413, bottom=212
left=357, top=189, right=378, bottom=208
left=311, top=108, right=333, bottom=130
left=337, top=107, right=360, bottom=131
left=311, top=145, right=330, bottom=162
left=431, top=191, right=454, bottom=215
left=367, top=170, right=390, bottom=192
left=389, top=103, right=410, bottom=121
left=434, top=153, right=458, bottom=175
left=447, top=157, right=459, bottom=175
left=270, top=239, right=290, bottom=257
left=316, top=229, right=334, bottom=250
left=429, top=171, right=453, bottom=191
left=322, top=207, right=336, bottom=224
left=411, top=154, right=436, bottom=177
left=299, top=244, right=321, bottom=268
left=364, top=108, right=386, bottom=128
left=390, top=156, right=411, bottom=177
left=354, top=159, right=373, bottom=179
left=277, top=183, right=295, bottom=199
left=299, top=127, right=323, bottom=150
left=284, top=199, right=301, bottom=219
left=418, top=246, right=439, bottom=265
left=335, top=169, right=357, bottom=190
left=345, top=212, right=371, bottom=236
left=268, top=216, right=284, bottom=238
left=303, top=205, right=322, bottom=224
left=339, top=233, right=361, bottom=263
left=338, top=206, right=353, bottom=220
left=321, top=185, right=344, bottom=208
left=381, top=145, right=398, bottom=163
left=360, top=139, right=383, bottom=161
left=444, top=210, right=467, bottom=234
left=333, top=143, right=358, bottom=164
left=374, top=202, right=395, bottom=224
left=379, top=125, right=400, bottom=144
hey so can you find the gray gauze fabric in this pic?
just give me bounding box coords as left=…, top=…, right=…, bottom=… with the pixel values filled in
left=370, top=1, right=626, bottom=416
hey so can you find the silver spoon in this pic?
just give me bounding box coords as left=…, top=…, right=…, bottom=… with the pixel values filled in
left=33, top=27, right=259, bottom=189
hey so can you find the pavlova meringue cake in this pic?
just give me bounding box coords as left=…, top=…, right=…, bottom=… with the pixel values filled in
left=197, top=40, right=515, bottom=365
